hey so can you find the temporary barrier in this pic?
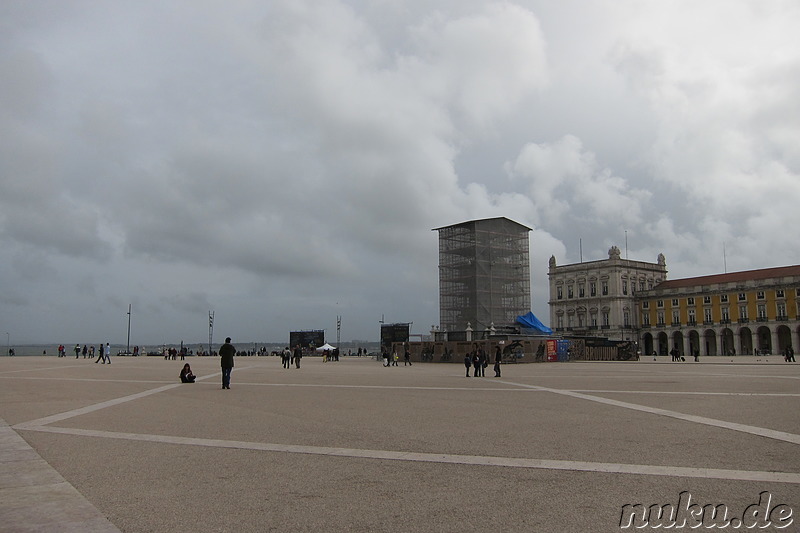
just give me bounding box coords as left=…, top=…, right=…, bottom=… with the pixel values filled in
left=557, top=339, right=570, bottom=362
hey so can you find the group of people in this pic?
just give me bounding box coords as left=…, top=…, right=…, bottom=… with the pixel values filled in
left=667, top=348, right=701, bottom=362
left=280, top=346, right=304, bottom=369
left=55, top=343, right=112, bottom=363
left=464, top=346, right=502, bottom=377
left=380, top=349, right=413, bottom=367
left=784, top=346, right=796, bottom=362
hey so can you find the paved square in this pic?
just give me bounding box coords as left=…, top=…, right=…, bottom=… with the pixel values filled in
left=1, top=356, right=798, bottom=532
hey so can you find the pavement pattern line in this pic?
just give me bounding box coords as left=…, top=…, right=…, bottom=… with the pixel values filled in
left=4, top=374, right=798, bottom=397
left=570, top=389, right=800, bottom=397
left=11, top=423, right=800, bottom=484
left=500, top=380, right=800, bottom=445
left=13, top=371, right=221, bottom=430
left=0, top=418, right=122, bottom=533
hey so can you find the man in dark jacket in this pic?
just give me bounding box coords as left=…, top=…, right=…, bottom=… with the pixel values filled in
left=220, top=337, right=235, bottom=389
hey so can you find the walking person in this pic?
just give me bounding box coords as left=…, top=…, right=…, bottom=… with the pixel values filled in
left=282, top=347, right=291, bottom=369
left=494, top=346, right=502, bottom=377
left=219, top=337, right=235, bottom=389
left=104, top=343, right=111, bottom=364
left=82, top=345, right=88, bottom=359
left=74, top=344, right=80, bottom=359
left=293, top=345, right=302, bottom=368
left=464, top=353, right=472, bottom=377
left=95, top=343, right=105, bottom=363
left=404, top=349, right=412, bottom=366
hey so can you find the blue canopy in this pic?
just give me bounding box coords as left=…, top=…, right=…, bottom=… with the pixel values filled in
left=516, top=312, right=553, bottom=335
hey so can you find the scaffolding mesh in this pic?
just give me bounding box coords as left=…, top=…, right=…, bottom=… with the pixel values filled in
left=436, top=218, right=531, bottom=332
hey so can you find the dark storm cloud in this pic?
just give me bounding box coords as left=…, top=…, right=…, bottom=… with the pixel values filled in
left=0, top=0, right=797, bottom=344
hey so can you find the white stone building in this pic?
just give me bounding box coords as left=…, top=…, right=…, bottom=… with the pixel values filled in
left=548, top=246, right=668, bottom=341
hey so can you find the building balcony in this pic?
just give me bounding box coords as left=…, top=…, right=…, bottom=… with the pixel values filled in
left=640, top=324, right=651, bottom=329
left=757, top=317, right=768, bottom=322
left=600, top=325, right=611, bottom=330
left=776, top=315, right=789, bottom=321
left=687, top=320, right=697, bottom=326
left=671, top=321, right=681, bottom=327
left=738, top=318, right=749, bottom=324
left=720, top=319, right=731, bottom=324
left=703, top=320, right=713, bottom=325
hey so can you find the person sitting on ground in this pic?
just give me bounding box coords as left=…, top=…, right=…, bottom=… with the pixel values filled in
left=180, top=363, right=196, bottom=383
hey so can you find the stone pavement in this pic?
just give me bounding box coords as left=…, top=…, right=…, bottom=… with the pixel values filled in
left=0, top=355, right=798, bottom=532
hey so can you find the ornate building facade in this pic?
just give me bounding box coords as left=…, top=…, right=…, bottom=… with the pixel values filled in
left=636, top=265, right=800, bottom=357
left=548, top=246, right=668, bottom=342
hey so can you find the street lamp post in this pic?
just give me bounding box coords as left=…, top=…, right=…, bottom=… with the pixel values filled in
left=126, top=304, right=132, bottom=354
left=6, top=332, right=9, bottom=357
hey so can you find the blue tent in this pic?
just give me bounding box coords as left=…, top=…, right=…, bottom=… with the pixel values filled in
left=516, top=312, right=553, bottom=335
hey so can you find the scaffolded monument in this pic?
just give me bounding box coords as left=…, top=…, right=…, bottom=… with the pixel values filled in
left=434, top=217, right=532, bottom=333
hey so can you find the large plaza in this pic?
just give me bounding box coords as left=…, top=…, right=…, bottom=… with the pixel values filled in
left=1, top=355, right=798, bottom=532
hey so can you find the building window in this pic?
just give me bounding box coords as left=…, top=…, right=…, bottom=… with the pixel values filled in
left=657, top=311, right=665, bottom=326
left=757, top=304, right=767, bottom=320
left=640, top=281, right=646, bottom=291
left=703, top=296, right=712, bottom=304
left=557, top=286, right=563, bottom=300
left=687, top=297, right=695, bottom=306
left=777, top=302, right=786, bottom=318
left=557, top=315, right=563, bottom=329
left=721, top=307, right=730, bottom=322
left=642, top=301, right=649, bottom=309
left=579, top=285, right=585, bottom=298
left=757, top=291, right=765, bottom=300
left=720, top=294, right=728, bottom=303
left=602, top=312, right=609, bottom=326
left=568, top=286, right=574, bottom=298
left=642, top=313, right=650, bottom=326
left=672, top=310, right=680, bottom=325
left=739, top=306, right=748, bottom=320
left=738, top=293, right=747, bottom=302
left=648, top=281, right=654, bottom=289
left=590, top=314, right=597, bottom=326
left=776, top=289, right=784, bottom=298
left=688, top=309, right=696, bottom=325
left=622, top=281, right=628, bottom=295
left=796, top=288, right=800, bottom=297
left=602, top=282, right=608, bottom=296
left=624, top=311, right=630, bottom=326
left=657, top=300, right=664, bottom=308
left=704, top=308, right=712, bottom=323
left=671, top=298, right=679, bottom=307
left=590, top=282, right=596, bottom=296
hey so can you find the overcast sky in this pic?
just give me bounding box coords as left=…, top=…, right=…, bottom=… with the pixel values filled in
left=1, top=0, right=798, bottom=346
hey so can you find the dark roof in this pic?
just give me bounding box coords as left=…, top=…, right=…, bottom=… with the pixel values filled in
left=654, top=265, right=800, bottom=289
left=432, top=217, right=532, bottom=232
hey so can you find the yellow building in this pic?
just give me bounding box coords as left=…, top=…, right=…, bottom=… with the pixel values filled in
left=637, top=265, right=800, bottom=357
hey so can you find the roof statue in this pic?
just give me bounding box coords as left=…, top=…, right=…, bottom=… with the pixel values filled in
left=608, top=245, right=621, bottom=259
left=658, top=253, right=666, bottom=266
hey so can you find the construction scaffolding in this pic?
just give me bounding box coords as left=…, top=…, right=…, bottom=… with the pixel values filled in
left=434, top=217, right=531, bottom=333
